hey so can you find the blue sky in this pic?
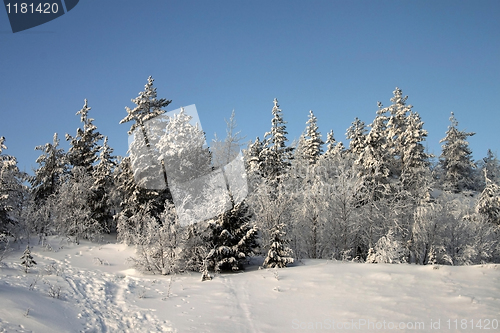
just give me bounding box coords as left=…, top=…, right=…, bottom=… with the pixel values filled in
left=1, top=0, right=499, bottom=174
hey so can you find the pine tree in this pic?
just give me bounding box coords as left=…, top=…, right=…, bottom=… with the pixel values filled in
left=92, top=137, right=116, bottom=232
left=20, top=246, right=36, bottom=273
left=260, top=98, right=294, bottom=182
left=477, top=149, right=500, bottom=190
left=302, top=110, right=324, bottom=165
left=357, top=106, right=391, bottom=190
left=66, top=99, right=104, bottom=172
left=262, top=222, right=294, bottom=268
left=346, top=117, right=366, bottom=156
left=439, top=112, right=476, bottom=193
left=120, top=76, right=172, bottom=135
left=114, top=156, right=140, bottom=244
left=400, top=111, right=431, bottom=200
left=120, top=76, right=171, bottom=190
left=29, top=133, right=68, bottom=238
left=116, top=77, right=173, bottom=243
left=30, top=133, right=67, bottom=204
left=246, top=137, right=264, bottom=176
left=205, top=201, right=258, bottom=272
left=324, top=130, right=343, bottom=157
left=381, top=87, right=414, bottom=179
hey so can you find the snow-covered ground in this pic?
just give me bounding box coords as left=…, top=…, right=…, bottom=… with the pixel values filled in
left=1, top=237, right=499, bottom=333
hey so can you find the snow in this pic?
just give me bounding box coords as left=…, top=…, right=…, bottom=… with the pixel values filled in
left=1, top=236, right=499, bottom=332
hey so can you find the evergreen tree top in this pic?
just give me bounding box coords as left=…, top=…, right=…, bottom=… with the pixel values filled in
left=120, top=76, right=172, bottom=134
left=390, top=87, right=409, bottom=107
left=0, top=136, right=6, bottom=154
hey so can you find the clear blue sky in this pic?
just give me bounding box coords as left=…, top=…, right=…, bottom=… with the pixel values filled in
left=1, top=0, right=499, bottom=174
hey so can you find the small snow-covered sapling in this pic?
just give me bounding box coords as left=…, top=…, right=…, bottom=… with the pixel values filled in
left=20, top=246, right=37, bottom=273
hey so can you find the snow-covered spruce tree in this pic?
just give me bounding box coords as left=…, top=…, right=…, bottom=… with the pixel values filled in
left=20, top=246, right=36, bottom=273
left=65, top=100, right=110, bottom=237
left=302, top=110, right=324, bottom=165
left=0, top=137, right=26, bottom=239
left=476, top=170, right=500, bottom=225
left=324, top=130, right=344, bottom=158
left=198, top=110, right=259, bottom=273
left=477, top=149, right=500, bottom=191
left=262, top=222, right=294, bottom=268
left=30, top=133, right=67, bottom=204
left=205, top=200, right=258, bottom=272
left=91, top=137, right=117, bottom=233
left=379, top=87, right=414, bottom=180
left=260, top=98, right=294, bottom=183
left=29, top=133, right=68, bottom=239
left=116, top=77, right=173, bottom=243
left=346, top=117, right=367, bottom=156
left=356, top=105, right=391, bottom=201
left=288, top=111, right=325, bottom=259
left=113, top=156, right=139, bottom=244
left=246, top=137, right=264, bottom=175
left=369, top=89, right=432, bottom=263
left=65, top=99, right=103, bottom=172
left=244, top=137, right=265, bottom=194
left=439, top=112, right=476, bottom=193
left=400, top=111, right=432, bottom=202
left=353, top=107, right=396, bottom=256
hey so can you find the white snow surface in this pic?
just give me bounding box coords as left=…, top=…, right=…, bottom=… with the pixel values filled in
left=1, top=236, right=499, bottom=332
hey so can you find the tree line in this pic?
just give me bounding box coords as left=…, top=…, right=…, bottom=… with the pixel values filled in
left=1, top=78, right=499, bottom=278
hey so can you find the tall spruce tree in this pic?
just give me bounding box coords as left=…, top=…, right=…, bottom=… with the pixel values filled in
left=346, top=117, right=367, bottom=156
left=302, top=110, right=324, bottom=165
left=117, top=77, right=173, bottom=243
left=400, top=111, right=431, bottom=200
left=30, top=133, right=68, bottom=237
left=381, top=87, right=414, bottom=179
left=66, top=99, right=103, bottom=172
left=260, top=98, right=294, bottom=182
left=92, top=137, right=116, bottom=232
left=439, top=112, right=476, bottom=193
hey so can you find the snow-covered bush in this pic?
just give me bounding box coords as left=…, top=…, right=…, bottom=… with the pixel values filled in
left=366, top=229, right=408, bottom=264
left=129, top=202, right=181, bottom=275
left=476, top=170, right=500, bottom=225
left=53, top=167, right=103, bottom=244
